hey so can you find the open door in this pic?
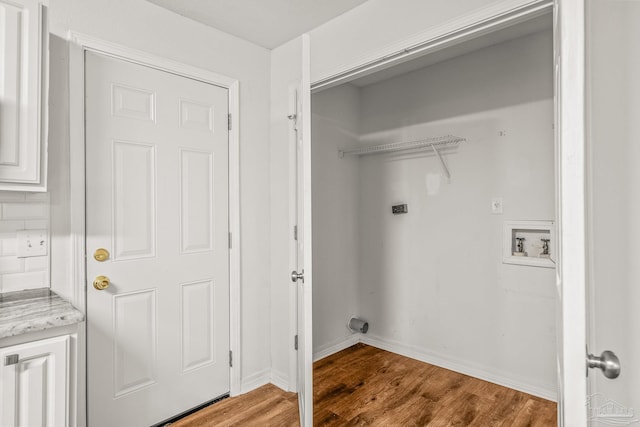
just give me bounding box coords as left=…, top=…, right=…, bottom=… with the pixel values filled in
left=290, top=34, right=313, bottom=427
left=559, top=0, right=640, bottom=425
left=584, top=0, right=640, bottom=425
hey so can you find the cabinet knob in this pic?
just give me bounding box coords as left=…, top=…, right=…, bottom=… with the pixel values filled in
left=93, top=276, right=110, bottom=291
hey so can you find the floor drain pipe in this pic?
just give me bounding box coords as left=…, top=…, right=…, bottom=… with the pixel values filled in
left=348, top=317, right=369, bottom=334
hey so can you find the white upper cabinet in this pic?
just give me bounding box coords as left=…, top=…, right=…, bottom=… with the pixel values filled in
left=0, top=0, right=47, bottom=191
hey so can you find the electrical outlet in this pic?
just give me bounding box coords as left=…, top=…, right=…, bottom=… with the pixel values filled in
left=16, top=230, right=48, bottom=258
left=491, top=198, right=503, bottom=214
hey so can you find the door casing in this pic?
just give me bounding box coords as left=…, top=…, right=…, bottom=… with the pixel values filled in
left=67, top=33, right=242, bottom=426
left=305, top=0, right=587, bottom=425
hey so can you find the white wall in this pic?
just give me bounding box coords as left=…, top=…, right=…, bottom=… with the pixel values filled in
left=312, top=31, right=557, bottom=398
left=308, top=0, right=537, bottom=83
left=311, top=85, right=361, bottom=356
left=43, top=0, right=272, bottom=392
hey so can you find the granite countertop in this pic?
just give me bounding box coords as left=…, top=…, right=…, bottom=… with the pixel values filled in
left=0, top=288, right=85, bottom=338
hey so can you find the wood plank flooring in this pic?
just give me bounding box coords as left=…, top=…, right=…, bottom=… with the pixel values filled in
left=172, top=344, right=556, bottom=426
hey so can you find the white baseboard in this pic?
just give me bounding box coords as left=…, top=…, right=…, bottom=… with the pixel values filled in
left=270, top=369, right=290, bottom=392
left=240, top=368, right=290, bottom=395
left=360, top=334, right=557, bottom=402
left=240, top=368, right=271, bottom=394
left=313, top=334, right=360, bottom=362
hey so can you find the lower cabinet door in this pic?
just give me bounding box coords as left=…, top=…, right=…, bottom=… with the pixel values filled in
left=0, top=335, right=70, bottom=427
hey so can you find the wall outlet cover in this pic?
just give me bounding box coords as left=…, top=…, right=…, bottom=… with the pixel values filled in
left=491, top=198, right=503, bottom=214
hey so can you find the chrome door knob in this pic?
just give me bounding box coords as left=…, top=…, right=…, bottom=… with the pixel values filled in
left=587, top=350, right=620, bottom=379
left=291, top=270, right=304, bottom=283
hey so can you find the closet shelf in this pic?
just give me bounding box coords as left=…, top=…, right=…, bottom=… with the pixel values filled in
left=338, top=134, right=465, bottom=179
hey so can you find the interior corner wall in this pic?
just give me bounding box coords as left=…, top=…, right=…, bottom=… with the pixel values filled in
left=355, top=31, right=557, bottom=398
left=269, top=38, right=303, bottom=391
left=45, top=0, right=272, bottom=389
left=308, top=0, right=538, bottom=83
left=311, top=84, right=362, bottom=356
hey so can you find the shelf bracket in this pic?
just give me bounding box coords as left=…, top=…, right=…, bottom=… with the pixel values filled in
left=431, top=145, right=451, bottom=179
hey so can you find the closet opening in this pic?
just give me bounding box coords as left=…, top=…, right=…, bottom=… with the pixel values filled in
left=310, top=10, right=557, bottom=424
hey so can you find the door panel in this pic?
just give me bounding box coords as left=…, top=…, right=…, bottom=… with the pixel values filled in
left=181, top=280, right=215, bottom=371
left=287, top=34, right=313, bottom=427
left=180, top=149, right=215, bottom=253
left=112, top=140, right=156, bottom=260
left=295, top=34, right=313, bottom=427
left=86, top=51, right=230, bottom=426
left=113, top=289, right=157, bottom=396
left=586, top=0, right=640, bottom=425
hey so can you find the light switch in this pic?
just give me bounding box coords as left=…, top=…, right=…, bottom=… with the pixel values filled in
left=16, top=230, right=48, bottom=258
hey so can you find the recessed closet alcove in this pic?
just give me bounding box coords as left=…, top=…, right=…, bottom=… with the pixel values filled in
left=311, top=12, right=557, bottom=400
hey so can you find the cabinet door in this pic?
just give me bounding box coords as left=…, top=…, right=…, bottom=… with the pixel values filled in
left=0, top=335, right=69, bottom=427
left=0, top=0, right=48, bottom=190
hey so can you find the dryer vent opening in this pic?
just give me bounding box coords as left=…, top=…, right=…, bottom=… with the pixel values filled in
left=348, top=317, right=369, bottom=334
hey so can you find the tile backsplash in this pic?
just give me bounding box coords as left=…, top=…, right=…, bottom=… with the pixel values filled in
left=0, top=191, right=50, bottom=293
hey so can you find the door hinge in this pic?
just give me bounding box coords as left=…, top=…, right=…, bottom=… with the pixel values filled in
left=229, top=350, right=233, bottom=367
left=293, top=225, right=298, bottom=241
left=4, top=354, right=19, bottom=366
left=228, top=114, right=232, bottom=131
left=229, top=232, right=232, bottom=249
left=294, top=335, right=298, bottom=351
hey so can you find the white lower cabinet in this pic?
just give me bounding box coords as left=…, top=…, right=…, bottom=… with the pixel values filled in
left=0, top=335, right=70, bottom=427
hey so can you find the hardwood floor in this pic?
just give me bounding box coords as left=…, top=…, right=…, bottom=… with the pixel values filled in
left=173, top=344, right=557, bottom=426
left=170, top=383, right=298, bottom=427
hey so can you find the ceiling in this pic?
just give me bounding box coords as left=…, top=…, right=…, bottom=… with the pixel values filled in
left=145, top=0, right=370, bottom=49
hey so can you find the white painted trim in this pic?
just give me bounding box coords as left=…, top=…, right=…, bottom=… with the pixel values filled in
left=66, top=32, right=243, bottom=418
left=227, top=79, right=242, bottom=397
left=240, top=368, right=271, bottom=394
left=67, top=38, right=87, bottom=427
left=270, top=369, right=290, bottom=392
left=313, top=334, right=360, bottom=362
left=360, top=335, right=557, bottom=402
left=238, top=369, right=290, bottom=395
left=555, top=0, right=587, bottom=425
left=67, top=33, right=237, bottom=89
left=311, top=0, right=553, bottom=91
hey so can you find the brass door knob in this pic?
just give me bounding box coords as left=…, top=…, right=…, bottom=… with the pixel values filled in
left=93, top=275, right=110, bottom=290
left=94, top=248, right=110, bottom=262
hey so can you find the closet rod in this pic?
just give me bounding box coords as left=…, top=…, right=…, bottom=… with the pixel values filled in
left=338, top=134, right=465, bottom=178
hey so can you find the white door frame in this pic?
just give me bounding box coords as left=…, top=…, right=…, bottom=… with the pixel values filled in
left=67, top=32, right=242, bottom=425
left=556, top=0, right=587, bottom=424
left=307, top=0, right=588, bottom=424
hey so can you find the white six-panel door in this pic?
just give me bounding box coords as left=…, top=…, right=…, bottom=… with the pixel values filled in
left=85, top=51, right=230, bottom=426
